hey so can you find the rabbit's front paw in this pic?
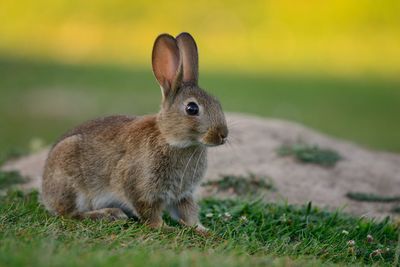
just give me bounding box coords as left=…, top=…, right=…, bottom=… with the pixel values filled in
left=195, top=223, right=210, bottom=237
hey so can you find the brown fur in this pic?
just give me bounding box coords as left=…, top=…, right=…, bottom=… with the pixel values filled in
left=41, top=32, right=227, bottom=233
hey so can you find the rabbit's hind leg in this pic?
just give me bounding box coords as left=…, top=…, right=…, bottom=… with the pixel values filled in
left=41, top=135, right=81, bottom=217
left=73, top=191, right=132, bottom=221
left=73, top=208, right=128, bottom=221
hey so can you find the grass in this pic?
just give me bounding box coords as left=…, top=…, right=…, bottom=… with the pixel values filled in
left=278, top=144, right=342, bottom=167
left=0, top=189, right=399, bottom=267
left=0, top=171, right=26, bottom=189
left=0, top=148, right=27, bottom=167
left=202, top=174, right=276, bottom=195
left=392, top=207, right=400, bottom=214
left=346, top=192, right=400, bottom=203
left=1, top=57, right=400, bottom=153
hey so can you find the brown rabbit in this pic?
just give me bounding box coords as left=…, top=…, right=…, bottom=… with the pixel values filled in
left=41, top=32, right=228, bottom=233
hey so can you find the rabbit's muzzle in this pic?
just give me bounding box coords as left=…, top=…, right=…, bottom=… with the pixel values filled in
left=201, top=125, right=228, bottom=146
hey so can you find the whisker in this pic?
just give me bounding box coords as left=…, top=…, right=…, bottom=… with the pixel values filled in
left=179, top=147, right=199, bottom=191
left=223, top=139, right=250, bottom=174
left=226, top=119, right=246, bottom=127
left=192, top=147, right=205, bottom=185
left=227, top=121, right=242, bottom=127
left=224, top=135, right=241, bottom=146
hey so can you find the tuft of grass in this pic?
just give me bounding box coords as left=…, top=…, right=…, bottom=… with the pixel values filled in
left=0, top=190, right=399, bottom=266
left=346, top=192, right=400, bottom=203
left=392, top=206, right=400, bottom=213
left=0, top=148, right=27, bottom=167
left=0, top=171, right=26, bottom=189
left=202, top=174, right=276, bottom=195
left=278, top=143, right=341, bottom=167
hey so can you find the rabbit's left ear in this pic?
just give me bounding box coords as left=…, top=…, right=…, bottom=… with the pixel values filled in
left=176, top=32, right=199, bottom=85
left=152, top=33, right=183, bottom=102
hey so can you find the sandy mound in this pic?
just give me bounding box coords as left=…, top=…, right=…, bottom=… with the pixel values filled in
left=3, top=113, right=400, bottom=219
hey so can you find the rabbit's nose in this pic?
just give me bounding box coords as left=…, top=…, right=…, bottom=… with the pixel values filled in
left=219, top=132, right=227, bottom=144
left=218, top=128, right=228, bottom=145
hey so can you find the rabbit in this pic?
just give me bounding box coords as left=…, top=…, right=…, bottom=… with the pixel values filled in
left=41, top=32, right=228, bottom=233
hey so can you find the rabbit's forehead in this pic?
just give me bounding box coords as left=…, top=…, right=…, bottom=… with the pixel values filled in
left=178, top=87, right=218, bottom=106
left=183, top=96, right=200, bottom=105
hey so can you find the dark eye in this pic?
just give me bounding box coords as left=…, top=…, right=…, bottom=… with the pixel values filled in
left=185, top=102, right=199, bottom=116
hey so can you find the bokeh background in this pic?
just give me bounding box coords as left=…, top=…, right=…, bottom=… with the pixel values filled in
left=1, top=0, right=399, bottom=155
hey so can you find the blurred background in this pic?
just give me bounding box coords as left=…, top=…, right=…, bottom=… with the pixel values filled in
left=0, top=0, right=399, bottom=156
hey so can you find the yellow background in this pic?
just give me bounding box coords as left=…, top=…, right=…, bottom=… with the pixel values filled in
left=1, top=0, right=399, bottom=77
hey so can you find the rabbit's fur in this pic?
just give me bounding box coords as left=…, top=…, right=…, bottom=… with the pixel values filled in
left=41, top=33, right=228, bottom=232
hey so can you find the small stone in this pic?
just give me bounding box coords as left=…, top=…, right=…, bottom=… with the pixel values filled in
left=370, top=249, right=382, bottom=257
left=239, top=216, right=248, bottom=223
left=109, top=234, right=117, bottom=240
left=223, top=212, right=232, bottom=221
left=347, top=240, right=355, bottom=247
left=227, top=187, right=235, bottom=194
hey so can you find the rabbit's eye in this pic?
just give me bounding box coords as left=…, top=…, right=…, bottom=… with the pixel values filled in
left=185, top=102, right=199, bottom=116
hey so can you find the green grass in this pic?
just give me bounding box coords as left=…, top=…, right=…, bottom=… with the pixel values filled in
left=0, top=171, right=26, bottom=189
left=202, top=174, right=276, bottom=195
left=278, top=144, right=342, bottom=167
left=1, top=57, right=400, bottom=153
left=0, top=148, right=27, bottom=167
left=0, top=190, right=399, bottom=267
left=346, top=192, right=400, bottom=203
left=392, top=207, right=400, bottom=214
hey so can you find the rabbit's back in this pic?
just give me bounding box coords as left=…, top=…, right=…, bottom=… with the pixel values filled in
left=42, top=115, right=142, bottom=214
left=48, top=114, right=142, bottom=190
left=54, top=115, right=138, bottom=147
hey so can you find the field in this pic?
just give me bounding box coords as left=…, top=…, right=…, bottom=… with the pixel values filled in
left=1, top=58, right=400, bottom=266
left=0, top=189, right=399, bottom=267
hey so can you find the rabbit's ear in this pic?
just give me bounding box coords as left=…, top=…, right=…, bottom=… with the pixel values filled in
left=176, top=32, right=198, bottom=85
left=152, top=34, right=183, bottom=101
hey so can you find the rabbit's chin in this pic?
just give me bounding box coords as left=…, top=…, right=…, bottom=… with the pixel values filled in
left=201, top=142, right=224, bottom=147
left=167, top=139, right=203, bottom=149
left=167, top=137, right=226, bottom=148
left=200, top=136, right=226, bottom=147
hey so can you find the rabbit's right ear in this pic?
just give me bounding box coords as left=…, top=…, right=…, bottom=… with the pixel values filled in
left=152, top=34, right=183, bottom=102
left=176, top=32, right=199, bottom=85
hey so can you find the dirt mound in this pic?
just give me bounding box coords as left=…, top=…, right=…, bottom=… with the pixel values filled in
left=3, top=113, right=400, bottom=218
